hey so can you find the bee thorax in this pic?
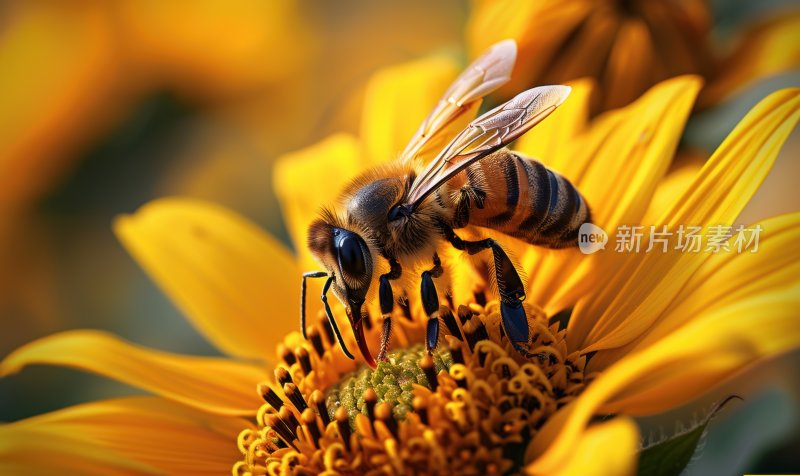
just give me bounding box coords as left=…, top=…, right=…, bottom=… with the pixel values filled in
left=385, top=210, right=442, bottom=259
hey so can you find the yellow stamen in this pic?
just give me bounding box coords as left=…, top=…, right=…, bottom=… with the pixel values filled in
left=235, top=301, right=590, bottom=474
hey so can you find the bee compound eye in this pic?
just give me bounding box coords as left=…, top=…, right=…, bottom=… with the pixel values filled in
left=336, top=231, right=367, bottom=279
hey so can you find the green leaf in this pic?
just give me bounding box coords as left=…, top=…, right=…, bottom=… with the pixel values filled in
left=637, top=396, right=741, bottom=476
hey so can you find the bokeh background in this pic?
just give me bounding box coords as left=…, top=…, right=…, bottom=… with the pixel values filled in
left=1, top=1, right=798, bottom=473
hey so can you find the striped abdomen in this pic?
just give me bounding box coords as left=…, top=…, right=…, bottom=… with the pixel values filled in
left=445, top=149, right=590, bottom=248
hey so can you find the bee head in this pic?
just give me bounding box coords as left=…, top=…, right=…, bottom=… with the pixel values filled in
left=307, top=217, right=373, bottom=320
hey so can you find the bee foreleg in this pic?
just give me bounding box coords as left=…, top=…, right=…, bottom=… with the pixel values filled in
left=377, top=259, right=402, bottom=362
left=441, top=226, right=530, bottom=354
left=301, top=271, right=328, bottom=339
left=320, top=275, right=355, bottom=360
left=421, top=255, right=443, bottom=354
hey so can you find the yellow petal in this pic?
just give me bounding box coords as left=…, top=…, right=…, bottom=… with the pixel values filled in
left=1, top=330, right=267, bottom=416
left=515, top=78, right=594, bottom=170
left=526, top=417, right=639, bottom=476
left=360, top=56, right=459, bottom=167
left=590, top=212, right=800, bottom=370
left=114, top=198, right=298, bottom=360
left=601, top=290, right=799, bottom=415
left=700, top=11, right=800, bottom=108
left=530, top=287, right=800, bottom=471
left=525, top=76, right=700, bottom=313
left=662, top=89, right=800, bottom=227
left=581, top=76, right=702, bottom=232
left=571, top=88, right=800, bottom=354
left=273, top=133, right=363, bottom=271
left=0, top=396, right=250, bottom=476
left=640, top=152, right=705, bottom=225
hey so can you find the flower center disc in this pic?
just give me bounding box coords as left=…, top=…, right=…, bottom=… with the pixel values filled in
left=234, top=302, right=592, bottom=475
left=326, top=346, right=453, bottom=426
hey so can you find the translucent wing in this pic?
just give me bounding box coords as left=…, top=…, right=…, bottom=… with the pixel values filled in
left=399, top=39, right=517, bottom=165
left=405, top=85, right=571, bottom=208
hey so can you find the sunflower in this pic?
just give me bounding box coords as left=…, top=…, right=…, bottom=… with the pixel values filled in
left=467, top=0, right=800, bottom=111
left=1, top=52, right=798, bottom=475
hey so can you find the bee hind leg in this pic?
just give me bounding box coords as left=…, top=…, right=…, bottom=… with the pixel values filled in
left=421, top=254, right=444, bottom=354
left=377, top=259, right=402, bottom=361
left=440, top=226, right=530, bottom=354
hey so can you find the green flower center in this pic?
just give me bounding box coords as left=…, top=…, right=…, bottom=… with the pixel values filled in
left=325, top=345, right=452, bottom=426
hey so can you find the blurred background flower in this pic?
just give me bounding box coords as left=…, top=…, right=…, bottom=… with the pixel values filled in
left=467, top=0, right=800, bottom=112
left=0, top=0, right=798, bottom=474
left=1, top=0, right=309, bottom=352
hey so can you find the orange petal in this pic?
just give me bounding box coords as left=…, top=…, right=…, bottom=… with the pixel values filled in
left=572, top=88, right=800, bottom=354
left=114, top=198, right=299, bottom=360
left=0, top=396, right=250, bottom=475
left=530, top=287, right=800, bottom=471
left=602, top=18, right=658, bottom=110
left=467, top=0, right=593, bottom=94
left=543, top=7, right=620, bottom=84
left=526, top=417, right=639, bottom=476
left=1, top=330, right=267, bottom=416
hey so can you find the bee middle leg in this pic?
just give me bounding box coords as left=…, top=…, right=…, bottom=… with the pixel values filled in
left=440, top=226, right=530, bottom=355
left=420, top=254, right=444, bottom=353
left=377, top=259, right=402, bottom=361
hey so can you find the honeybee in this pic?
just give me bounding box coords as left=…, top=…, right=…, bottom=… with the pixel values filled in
left=301, top=40, right=591, bottom=368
